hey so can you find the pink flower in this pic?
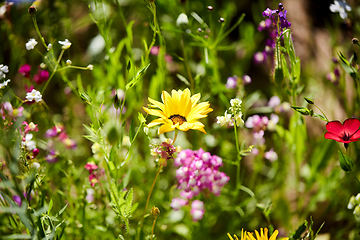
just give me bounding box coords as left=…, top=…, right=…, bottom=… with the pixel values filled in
left=170, top=198, right=188, bottom=210
left=33, top=69, right=49, bottom=84
left=18, top=64, right=31, bottom=78
left=85, top=162, right=98, bottom=173
left=190, top=200, right=205, bottom=222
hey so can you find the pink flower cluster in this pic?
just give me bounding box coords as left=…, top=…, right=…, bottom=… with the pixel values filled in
left=19, top=64, right=49, bottom=84
left=170, top=149, right=229, bottom=221
left=174, top=148, right=229, bottom=198
left=44, top=124, right=76, bottom=163
left=85, top=162, right=102, bottom=187
left=0, top=102, right=24, bottom=122
left=21, top=121, right=39, bottom=159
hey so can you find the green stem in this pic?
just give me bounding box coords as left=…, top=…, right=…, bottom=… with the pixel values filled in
left=233, top=123, right=241, bottom=189
left=41, top=49, right=65, bottom=94
left=31, top=16, right=47, bottom=49
left=173, top=129, right=179, bottom=144
left=137, top=166, right=163, bottom=240
left=150, top=217, right=157, bottom=240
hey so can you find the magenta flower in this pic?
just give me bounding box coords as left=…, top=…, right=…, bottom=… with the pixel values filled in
left=225, top=76, right=237, bottom=89
left=85, top=162, right=98, bottom=173
left=18, top=64, right=31, bottom=78
left=325, top=118, right=360, bottom=144
left=33, top=69, right=49, bottom=84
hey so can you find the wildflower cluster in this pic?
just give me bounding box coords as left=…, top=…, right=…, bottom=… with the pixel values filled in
left=150, top=138, right=182, bottom=167
left=84, top=161, right=103, bottom=187
left=255, top=3, right=291, bottom=64
left=217, top=98, right=244, bottom=127
left=44, top=124, right=76, bottom=163
left=21, top=121, right=39, bottom=159
left=225, top=75, right=251, bottom=89
left=245, top=96, right=290, bottom=161
left=1, top=102, right=24, bottom=125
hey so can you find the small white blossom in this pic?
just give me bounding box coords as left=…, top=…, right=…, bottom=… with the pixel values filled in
left=0, top=79, right=10, bottom=89
left=87, top=64, right=94, bottom=70
left=47, top=43, right=52, bottom=51
left=22, top=133, right=36, bottom=150
left=40, top=63, right=46, bottom=69
left=58, top=39, right=72, bottom=49
left=0, top=64, right=9, bottom=79
left=26, top=89, right=42, bottom=103
left=330, top=0, right=351, bottom=19
left=26, top=38, right=38, bottom=50
left=216, top=111, right=232, bottom=126
left=176, top=13, right=189, bottom=26
left=66, top=59, right=72, bottom=65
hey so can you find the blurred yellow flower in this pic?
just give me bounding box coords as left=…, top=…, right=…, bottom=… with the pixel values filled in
left=228, top=228, right=288, bottom=240
left=247, top=228, right=288, bottom=240
left=143, top=88, right=212, bottom=134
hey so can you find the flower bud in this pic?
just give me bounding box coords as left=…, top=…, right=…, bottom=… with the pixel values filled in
left=151, top=206, right=160, bottom=218
left=207, top=6, right=213, bottom=11
left=28, top=6, right=37, bottom=16
left=352, top=38, right=359, bottom=44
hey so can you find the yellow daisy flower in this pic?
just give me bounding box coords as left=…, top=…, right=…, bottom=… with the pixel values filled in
left=228, top=228, right=288, bottom=240
left=143, top=88, right=213, bottom=134
left=247, top=228, right=288, bottom=240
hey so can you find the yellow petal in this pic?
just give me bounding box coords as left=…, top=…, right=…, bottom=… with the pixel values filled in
left=147, top=118, right=166, bottom=127
left=158, top=123, right=176, bottom=134
left=148, top=97, right=165, bottom=112
left=269, top=230, right=279, bottom=240
left=143, top=107, right=167, bottom=119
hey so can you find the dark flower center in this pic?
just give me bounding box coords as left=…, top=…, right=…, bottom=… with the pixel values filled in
left=341, top=132, right=351, bottom=141
left=169, top=114, right=187, bottom=126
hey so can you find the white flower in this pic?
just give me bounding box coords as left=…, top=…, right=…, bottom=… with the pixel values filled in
left=22, top=133, right=36, bottom=150
left=230, top=98, right=242, bottom=107
left=47, top=43, right=52, bottom=51
left=26, top=89, right=42, bottom=102
left=26, top=38, right=38, bottom=50
left=87, top=64, right=94, bottom=70
left=234, top=112, right=244, bottom=127
left=176, top=13, right=189, bottom=26
left=58, top=39, right=72, bottom=49
left=0, top=79, right=10, bottom=89
left=66, top=59, right=72, bottom=65
left=216, top=111, right=232, bottom=126
left=330, top=0, right=351, bottom=19
left=0, top=64, right=9, bottom=79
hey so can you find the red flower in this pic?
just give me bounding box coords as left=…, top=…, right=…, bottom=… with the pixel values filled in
left=324, top=118, right=360, bottom=143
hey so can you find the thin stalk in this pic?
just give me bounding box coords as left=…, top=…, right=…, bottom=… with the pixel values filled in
left=137, top=166, right=163, bottom=240
left=181, top=34, right=194, bottom=92
left=173, top=129, right=179, bottom=144
left=41, top=49, right=65, bottom=94
left=233, top=123, right=241, bottom=189
left=31, top=16, right=47, bottom=49
left=150, top=217, right=158, bottom=240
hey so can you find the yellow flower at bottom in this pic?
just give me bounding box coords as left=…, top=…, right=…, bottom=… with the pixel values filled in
left=228, top=228, right=288, bottom=240
left=143, top=88, right=213, bottom=134
left=247, top=228, right=288, bottom=240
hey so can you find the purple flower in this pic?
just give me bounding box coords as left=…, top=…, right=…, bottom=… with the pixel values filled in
left=265, top=148, right=278, bottom=162
left=13, top=195, right=22, bottom=206
left=254, top=52, right=266, bottom=64
left=225, top=76, right=237, bottom=89
left=268, top=96, right=281, bottom=108
left=46, top=150, right=57, bottom=163
left=242, top=75, right=251, bottom=85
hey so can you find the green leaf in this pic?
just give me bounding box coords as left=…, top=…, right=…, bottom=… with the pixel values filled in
left=48, top=199, right=53, bottom=215
left=58, top=203, right=68, bottom=216
left=127, top=60, right=131, bottom=72
left=274, top=67, right=284, bottom=85
left=2, top=234, right=32, bottom=239
left=124, top=188, right=133, bottom=217
left=122, top=168, right=131, bottom=189
left=291, top=221, right=307, bottom=239
left=129, top=118, right=135, bottom=143
left=125, top=63, right=151, bottom=90
left=138, top=112, right=146, bottom=124
left=338, top=151, right=353, bottom=172
left=176, top=74, right=190, bottom=86
left=108, top=161, right=115, bottom=171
